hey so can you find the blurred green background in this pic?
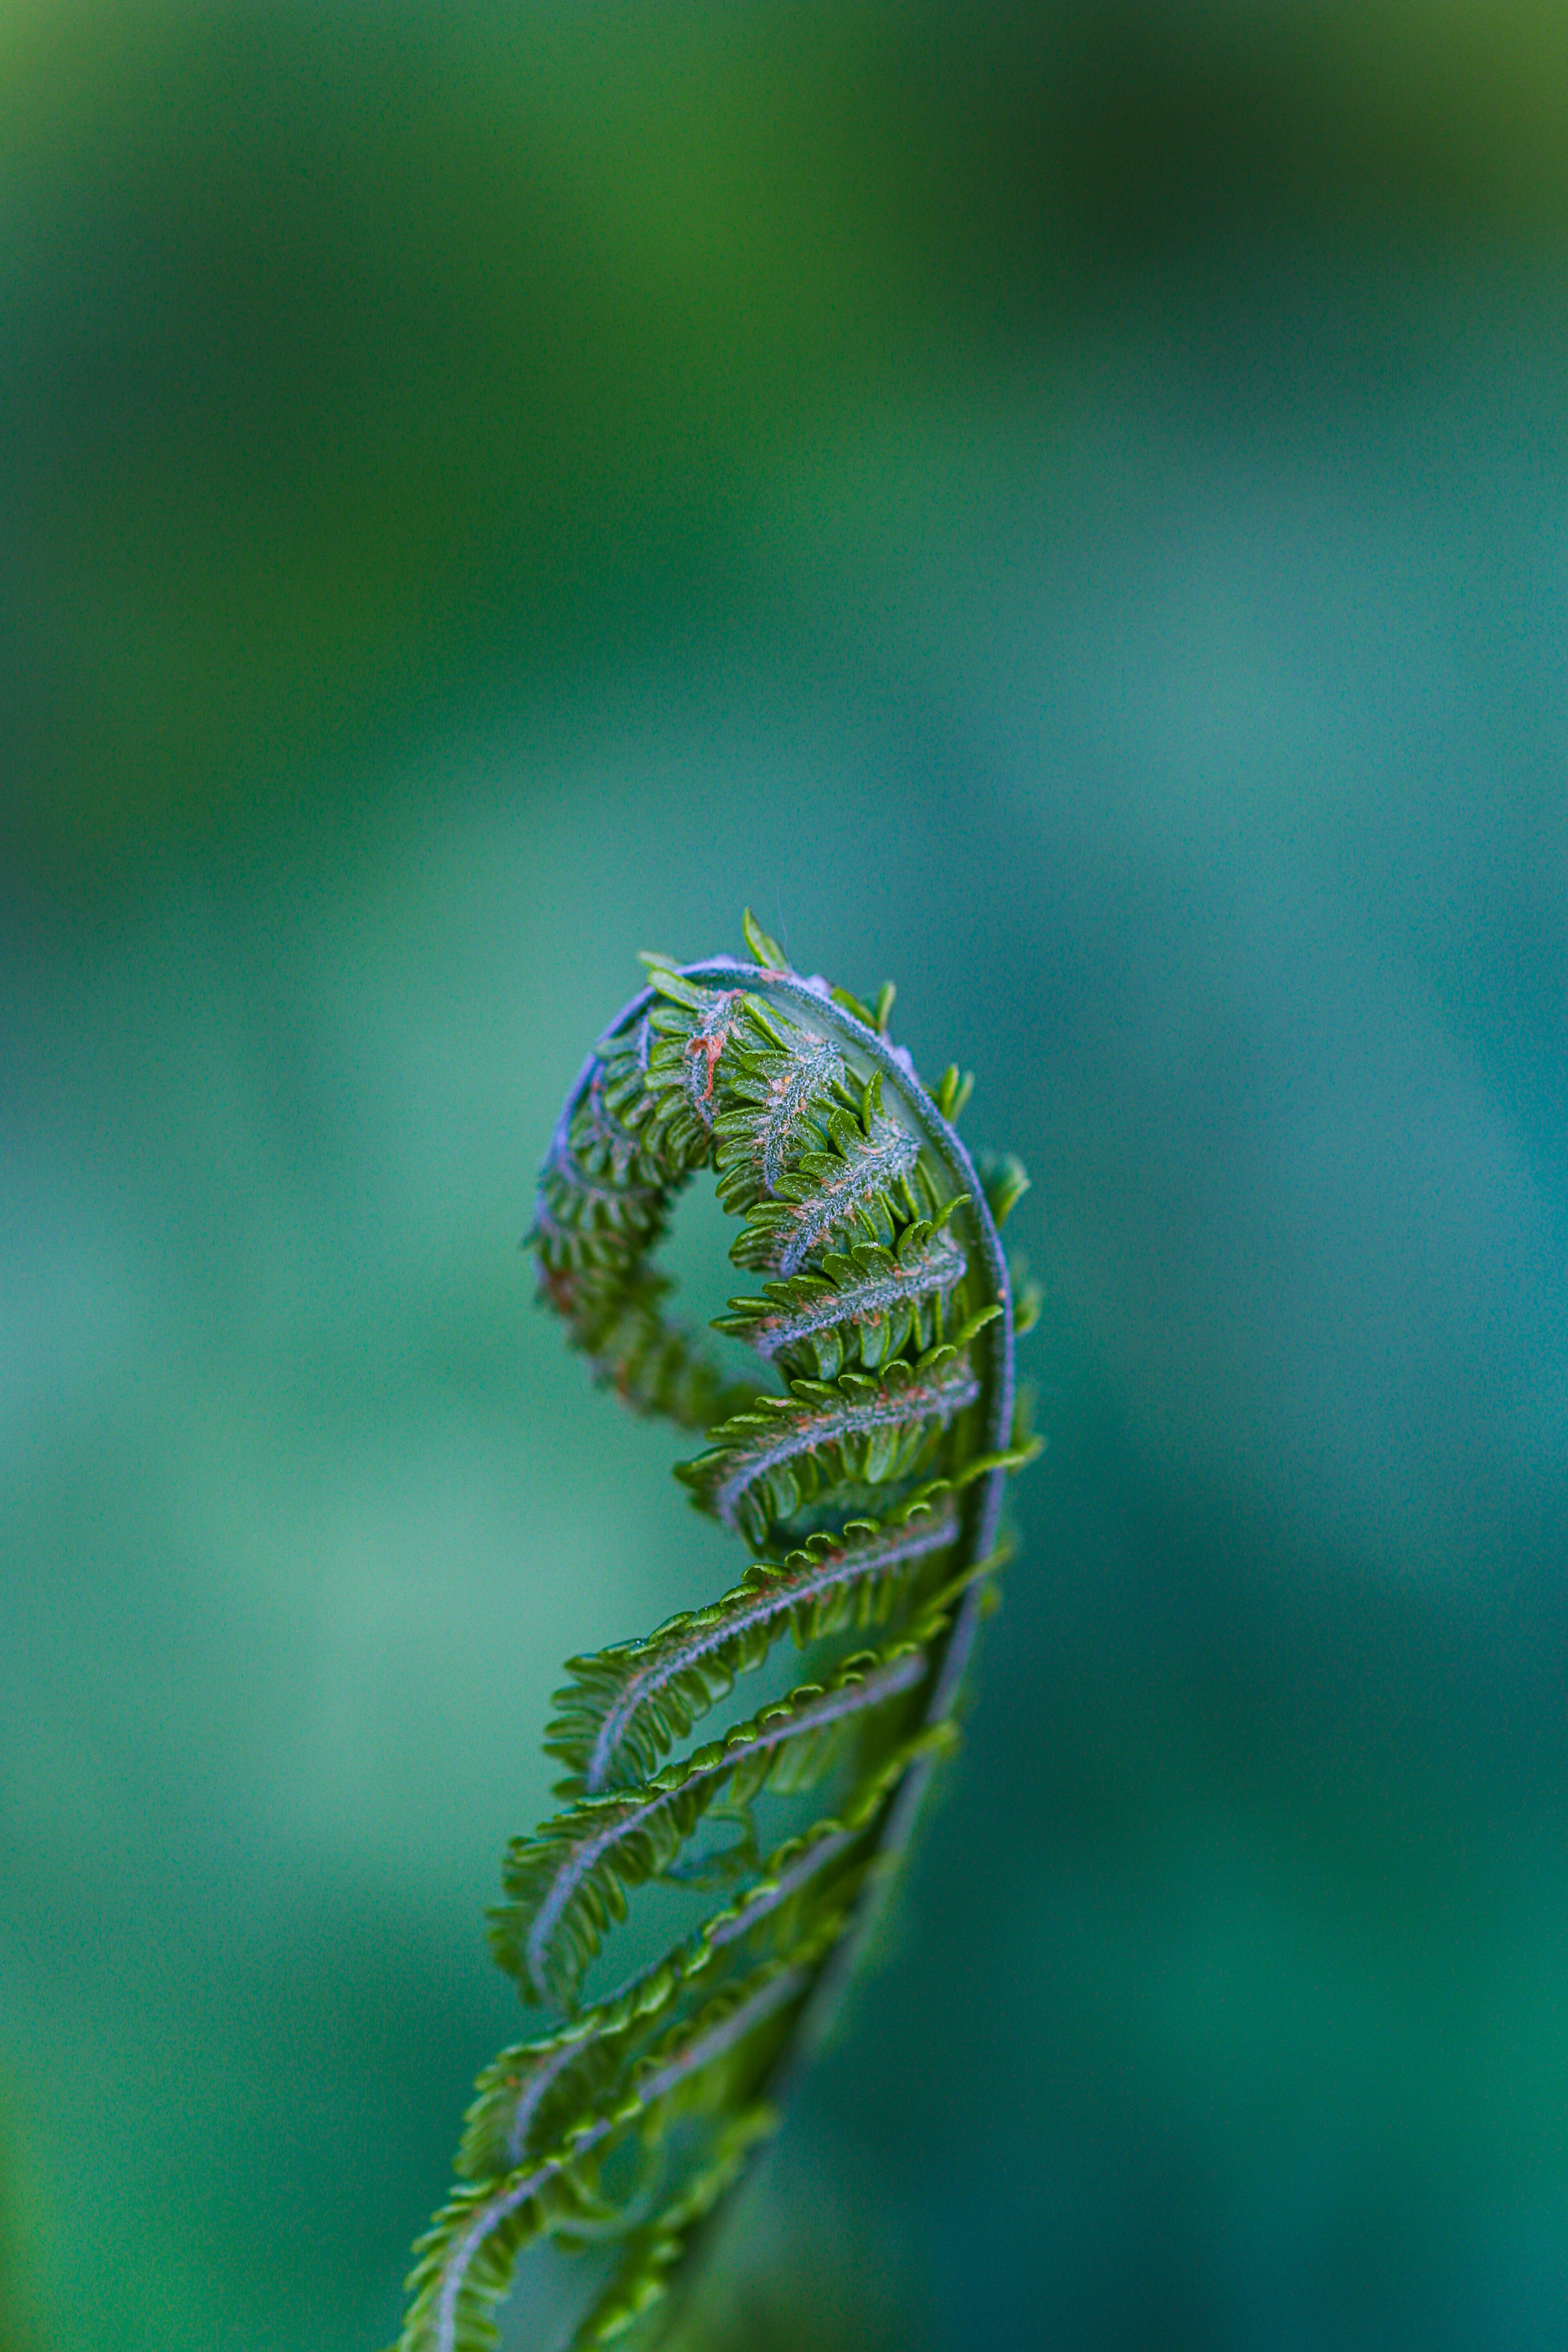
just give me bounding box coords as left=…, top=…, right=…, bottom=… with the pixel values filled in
left=6, top=2, right=1568, bottom=2345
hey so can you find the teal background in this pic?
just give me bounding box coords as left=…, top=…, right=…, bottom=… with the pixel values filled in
left=5, top=5, right=1568, bottom=2346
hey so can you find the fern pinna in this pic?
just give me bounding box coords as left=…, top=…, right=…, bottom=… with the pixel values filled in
left=394, top=913, right=1039, bottom=2352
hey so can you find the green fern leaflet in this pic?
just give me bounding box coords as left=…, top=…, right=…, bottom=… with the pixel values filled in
left=393, top=914, right=1040, bottom=2351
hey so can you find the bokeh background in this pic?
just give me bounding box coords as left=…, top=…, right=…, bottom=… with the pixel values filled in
left=6, top=4, right=1568, bottom=2346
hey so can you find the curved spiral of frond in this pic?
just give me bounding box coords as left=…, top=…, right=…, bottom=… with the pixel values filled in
left=392, top=913, right=1038, bottom=2352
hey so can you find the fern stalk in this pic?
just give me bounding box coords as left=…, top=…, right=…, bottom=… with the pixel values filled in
left=393, top=914, right=1039, bottom=2351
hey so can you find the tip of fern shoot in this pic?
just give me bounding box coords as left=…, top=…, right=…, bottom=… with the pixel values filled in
left=740, top=907, right=791, bottom=971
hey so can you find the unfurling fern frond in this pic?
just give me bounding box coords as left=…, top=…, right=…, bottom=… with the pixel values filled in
left=393, top=916, right=1040, bottom=2352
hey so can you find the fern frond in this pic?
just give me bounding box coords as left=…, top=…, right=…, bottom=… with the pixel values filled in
left=678, top=1357, right=982, bottom=1545
left=394, top=920, right=1038, bottom=2350
left=716, top=1212, right=968, bottom=1377
left=462, top=1720, right=956, bottom=2186
left=494, top=1635, right=936, bottom=2009
left=402, top=1976, right=801, bottom=2352
left=547, top=1486, right=959, bottom=1796
left=398, top=2151, right=604, bottom=2352
left=719, top=1030, right=848, bottom=1197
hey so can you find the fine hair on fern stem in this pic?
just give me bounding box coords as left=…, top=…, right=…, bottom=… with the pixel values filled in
left=393, top=911, right=1040, bottom=2352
